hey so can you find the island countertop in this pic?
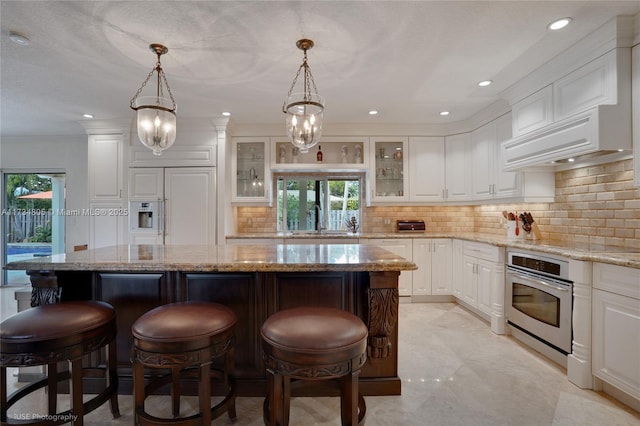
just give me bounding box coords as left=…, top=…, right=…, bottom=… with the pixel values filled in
left=4, top=243, right=418, bottom=273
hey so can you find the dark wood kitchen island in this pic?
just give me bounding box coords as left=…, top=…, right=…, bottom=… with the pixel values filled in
left=5, top=243, right=416, bottom=397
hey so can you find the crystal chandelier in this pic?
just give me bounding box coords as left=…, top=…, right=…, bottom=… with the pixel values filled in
left=130, top=44, right=177, bottom=156
left=282, top=39, right=324, bottom=153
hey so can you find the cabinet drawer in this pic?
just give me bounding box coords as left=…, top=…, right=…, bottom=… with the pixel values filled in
left=463, top=241, right=500, bottom=261
left=593, top=263, right=640, bottom=300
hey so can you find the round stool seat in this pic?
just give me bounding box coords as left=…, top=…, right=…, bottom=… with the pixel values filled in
left=1, top=301, right=120, bottom=426
left=133, top=301, right=236, bottom=351
left=1, top=301, right=115, bottom=355
left=261, top=307, right=368, bottom=373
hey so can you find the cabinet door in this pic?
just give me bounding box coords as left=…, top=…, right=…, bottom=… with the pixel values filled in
left=445, top=133, right=472, bottom=201
left=477, top=258, right=493, bottom=315
left=411, top=238, right=431, bottom=295
left=511, top=85, right=553, bottom=137
left=232, top=137, right=270, bottom=203
left=164, top=168, right=216, bottom=245
left=129, top=168, right=163, bottom=200
left=462, top=255, right=478, bottom=306
left=431, top=239, right=452, bottom=295
left=451, top=239, right=464, bottom=298
left=471, top=122, right=495, bottom=200
left=370, top=137, right=408, bottom=203
left=89, top=203, right=126, bottom=248
left=593, top=289, right=640, bottom=400
left=408, top=137, right=445, bottom=202
left=88, top=134, right=123, bottom=201
left=493, top=113, right=521, bottom=198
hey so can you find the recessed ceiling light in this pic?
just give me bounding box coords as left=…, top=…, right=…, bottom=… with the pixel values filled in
left=222, top=111, right=231, bottom=116
left=82, top=113, right=94, bottom=119
left=567, top=158, right=575, bottom=162
left=9, top=31, right=30, bottom=46
left=439, top=111, right=450, bottom=116
left=368, top=110, right=378, bottom=115
left=548, top=17, right=572, bottom=31
left=478, top=80, right=492, bottom=87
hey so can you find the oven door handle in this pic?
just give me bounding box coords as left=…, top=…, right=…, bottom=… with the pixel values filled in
left=509, top=272, right=570, bottom=293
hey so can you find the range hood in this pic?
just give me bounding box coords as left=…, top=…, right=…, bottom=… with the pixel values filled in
left=501, top=105, right=631, bottom=171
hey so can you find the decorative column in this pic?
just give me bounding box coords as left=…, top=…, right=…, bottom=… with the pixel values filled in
left=366, top=271, right=399, bottom=358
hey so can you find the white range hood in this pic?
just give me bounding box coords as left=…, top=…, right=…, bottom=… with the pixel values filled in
left=501, top=105, right=632, bottom=171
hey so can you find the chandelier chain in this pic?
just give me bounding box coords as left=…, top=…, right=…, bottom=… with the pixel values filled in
left=130, top=60, right=177, bottom=111
left=282, top=47, right=320, bottom=112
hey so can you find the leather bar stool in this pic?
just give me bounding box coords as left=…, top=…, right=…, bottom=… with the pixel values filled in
left=261, top=307, right=368, bottom=426
left=1, top=301, right=120, bottom=426
left=131, top=301, right=237, bottom=425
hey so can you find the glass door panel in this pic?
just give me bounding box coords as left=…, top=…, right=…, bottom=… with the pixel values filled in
left=2, top=173, right=65, bottom=285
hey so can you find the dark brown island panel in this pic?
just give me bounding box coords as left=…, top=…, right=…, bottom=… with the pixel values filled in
left=5, top=244, right=417, bottom=397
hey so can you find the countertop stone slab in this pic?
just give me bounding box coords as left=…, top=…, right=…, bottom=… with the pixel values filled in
left=228, top=233, right=640, bottom=269
left=4, top=244, right=418, bottom=272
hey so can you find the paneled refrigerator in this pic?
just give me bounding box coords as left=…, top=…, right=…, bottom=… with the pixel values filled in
left=128, top=167, right=216, bottom=245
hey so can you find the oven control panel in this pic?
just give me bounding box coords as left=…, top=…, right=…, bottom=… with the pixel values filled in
left=507, top=251, right=570, bottom=281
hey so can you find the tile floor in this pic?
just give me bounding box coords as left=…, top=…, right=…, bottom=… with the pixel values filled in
left=2, top=286, right=639, bottom=425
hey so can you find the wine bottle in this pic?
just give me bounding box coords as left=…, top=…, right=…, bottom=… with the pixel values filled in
left=317, top=145, right=323, bottom=163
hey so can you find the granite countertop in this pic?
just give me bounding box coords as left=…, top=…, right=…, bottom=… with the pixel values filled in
left=227, top=233, right=640, bottom=269
left=3, top=244, right=418, bottom=273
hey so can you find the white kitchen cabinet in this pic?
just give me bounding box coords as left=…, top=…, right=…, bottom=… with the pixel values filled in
left=633, top=44, right=639, bottom=188
left=458, top=241, right=505, bottom=334
left=445, top=133, right=472, bottom=202
left=128, top=167, right=216, bottom=245
left=364, top=238, right=412, bottom=296
left=369, top=137, right=408, bottom=203
left=271, top=136, right=368, bottom=170
left=88, top=134, right=126, bottom=249
left=88, top=134, right=124, bottom=202
left=412, top=238, right=452, bottom=296
left=232, top=137, right=271, bottom=203
left=493, top=113, right=521, bottom=198
left=89, top=203, right=127, bottom=249
left=553, top=49, right=623, bottom=121
left=511, top=85, right=553, bottom=137
left=592, top=262, right=640, bottom=407
left=471, top=120, right=495, bottom=200
left=408, top=137, right=446, bottom=202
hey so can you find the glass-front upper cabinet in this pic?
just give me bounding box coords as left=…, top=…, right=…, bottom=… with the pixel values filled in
left=271, top=136, right=368, bottom=170
left=231, top=137, right=271, bottom=203
left=369, top=137, right=408, bottom=203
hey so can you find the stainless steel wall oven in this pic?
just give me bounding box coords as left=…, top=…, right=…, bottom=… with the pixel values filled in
left=506, top=251, right=573, bottom=357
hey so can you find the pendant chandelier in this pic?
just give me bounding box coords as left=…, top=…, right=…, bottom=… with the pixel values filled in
left=282, top=39, right=324, bottom=153
left=130, top=44, right=177, bottom=156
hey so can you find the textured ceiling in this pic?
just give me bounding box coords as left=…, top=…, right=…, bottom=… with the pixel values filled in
left=1, top=1, right=639, bottom=137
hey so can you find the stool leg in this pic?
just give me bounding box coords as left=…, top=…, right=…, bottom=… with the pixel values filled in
left=226, top=346, right=237, bottom=420
left=340, top=370, right=360, bottom=426
left=1, top=366, right=7, bottom=422
left=69, top=357, right=84, bottom=426
left=47, top=362, right=58, bottom=415
left=132, top=352, right=145, bottom=422
left=268, top=371, right=283, bottom=426
left=282, top=375, right=291, bottom=426
left=200, top=362, right=211, bottom=424
left=107, top=340, right=120, bottom=418
left=171, top=366, right=180, bottom=417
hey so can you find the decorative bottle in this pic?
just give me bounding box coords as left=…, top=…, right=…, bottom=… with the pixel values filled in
left=317, top=145, right=323, bottom=163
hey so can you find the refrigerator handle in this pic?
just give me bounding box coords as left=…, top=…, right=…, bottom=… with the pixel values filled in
left=158, top=198, right=165, bottom=237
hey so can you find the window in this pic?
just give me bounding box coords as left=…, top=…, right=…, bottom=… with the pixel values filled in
left=276, top=174, right=362, bottom=233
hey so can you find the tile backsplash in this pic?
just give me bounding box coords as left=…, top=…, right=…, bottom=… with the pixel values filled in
left=236, top=159, right=639, bottom=250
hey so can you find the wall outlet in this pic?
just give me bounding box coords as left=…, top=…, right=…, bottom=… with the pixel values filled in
left=384, top=219, right=391, bottom=225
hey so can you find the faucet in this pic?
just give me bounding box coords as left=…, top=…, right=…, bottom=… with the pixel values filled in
left=314, top=204, right=326, bottom=233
